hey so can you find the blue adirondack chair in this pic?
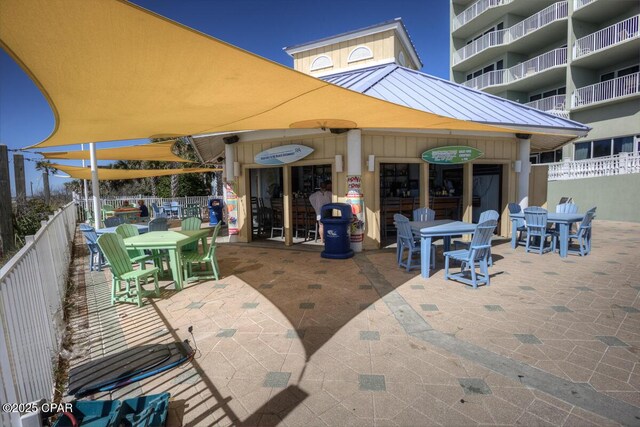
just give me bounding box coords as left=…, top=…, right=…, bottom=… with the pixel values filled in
left=567, top=209, right=595, bottom=256
left=394, top=214, right=434, bottom=271
left=556, top=203, right=578, bottom=214
left=151, top=202, right=165, bottom=218
left=79, top=224, right=105, bottom=271
left=444, top=219, right=497, bottom=289
left=148, top=217, right=169, bottom=232
left=508, top=203, right=527, bottom=246
left=162, top=202, right=172, bottom=218
left=104, top=216, right=124, bottom=227
left=413, top=207, right=435, bottom=222
left=454, top=210, right=498, bottom=265
left=523, top=207, right=557, bottom=254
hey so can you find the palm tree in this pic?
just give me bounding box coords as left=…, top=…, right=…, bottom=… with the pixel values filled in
left=35, top=160, right=57, bottom=205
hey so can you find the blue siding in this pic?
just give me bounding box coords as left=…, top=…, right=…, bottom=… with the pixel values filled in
left=322, top=64, right=589, bottom=133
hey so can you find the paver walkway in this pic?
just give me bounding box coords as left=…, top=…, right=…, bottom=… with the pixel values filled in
left=69, top=220, right=640, bottom=426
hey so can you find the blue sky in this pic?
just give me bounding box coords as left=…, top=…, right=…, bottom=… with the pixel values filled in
left=0, top=0, right=451, bottom=194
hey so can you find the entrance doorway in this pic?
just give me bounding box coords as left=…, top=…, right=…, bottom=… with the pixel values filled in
left=249, top=168, right=283, bottom=240
left=472, top=164, right=502, bottom=229
left=380, top=163, right=420, bottom=244
left=429, top=164, right=463, bottom=220
left=291, top=164, right=331, bottom=243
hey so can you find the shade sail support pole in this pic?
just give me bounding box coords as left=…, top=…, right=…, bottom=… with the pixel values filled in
left=81, top=144, right=89, bottom=217
left=89, top=142, right=101, bottom=229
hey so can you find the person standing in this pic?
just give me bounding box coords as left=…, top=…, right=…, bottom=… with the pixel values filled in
left=309, top=180, right=332, bottom=242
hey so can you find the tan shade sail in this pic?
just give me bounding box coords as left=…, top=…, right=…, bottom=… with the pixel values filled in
left=0, top=0, right=518, bottom=149
left=40, top=141, right=191, bottom=162
left=53, top=164, right=219, bottom=181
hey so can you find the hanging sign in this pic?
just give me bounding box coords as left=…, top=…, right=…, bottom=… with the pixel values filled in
left=255, top=144, right=313, bottom=165
left=421, top=146, right=483, bottom=164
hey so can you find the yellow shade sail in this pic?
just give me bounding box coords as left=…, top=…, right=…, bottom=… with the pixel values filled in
left=53, top=164, right=219, bottom=181
left=40, top=141, right=191, bottom=162
left=0, top=0, right=518, bottom=149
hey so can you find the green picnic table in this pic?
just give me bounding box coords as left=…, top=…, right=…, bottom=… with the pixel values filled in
left=123, top=229, right=210, bottom=290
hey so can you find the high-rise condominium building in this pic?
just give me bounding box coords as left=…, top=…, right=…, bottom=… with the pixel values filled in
left=450, top=0, right=639, bottom=164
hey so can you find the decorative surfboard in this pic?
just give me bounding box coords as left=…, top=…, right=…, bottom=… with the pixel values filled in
left=421, top=146, right=483, bottom=164
left=255, top=144, right=314, bottom=165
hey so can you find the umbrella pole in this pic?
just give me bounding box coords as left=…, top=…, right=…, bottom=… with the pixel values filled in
left=89, top=142, right=101, bottom=229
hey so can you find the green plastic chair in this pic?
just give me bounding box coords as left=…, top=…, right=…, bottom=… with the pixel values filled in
left=181, top=217, right=202, bottom=252
left=101, top=204, right=115, bottom=220
left=97, top=233, right=160, bottom=307
left=182, top=223, right=222, bottom=281
left=115, top=224, right=154, bottom=266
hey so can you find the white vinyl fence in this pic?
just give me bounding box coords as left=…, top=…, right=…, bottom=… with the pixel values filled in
left=0, top=203, right=77, bottom=426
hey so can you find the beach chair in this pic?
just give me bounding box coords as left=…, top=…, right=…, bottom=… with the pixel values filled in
left=182, top=223, right=222, bottom=281
left=97, top=233, right=160, bottom=307
left=444, top=220, right=497, bottom=289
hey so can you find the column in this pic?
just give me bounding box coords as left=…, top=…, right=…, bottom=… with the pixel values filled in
left=517, top=134, right=531, bottom=208
left=223, top=143, right=238, bottom=241
left=345, top=129, right=364, bottom=252
left=89, top=142, right=101, bottom=229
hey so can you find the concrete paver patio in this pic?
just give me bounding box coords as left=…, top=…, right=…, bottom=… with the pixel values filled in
left=69, top=220, right=640, bottom=426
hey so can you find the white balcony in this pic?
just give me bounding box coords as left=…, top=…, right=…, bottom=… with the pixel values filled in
left=453, top=2, right=568, bottom=65
left=574, top=0, right=596, bottom=11
left=573, top=15, right=639, bottom=59
left=525, top=95, right=569, bottom=118
left=453, top=0, right=513, bottom=32
left=462, top=48, right=567, bottom=91
left=548, top=152, right=640, bottom=180
left=572, top=72, right=640, bottom=108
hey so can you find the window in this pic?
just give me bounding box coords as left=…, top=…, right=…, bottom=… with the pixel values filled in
left=593, top=139, right=611, bottom=158
left=496, top=60, right=504, bottom=70
left=529, top=94, right=542, bottom=102
left=530, top=154, right=539, bottom=164
left=613, top=136, right=634, bottom=154
left=574, top=142, right=591, bottom=160
left=483, top=64, right=495, bottom=73
left=347, top=46, right=373, bottom=63
left=540, top=151, right=556, bottom=163
left=555, top=149, right=563, bottom=162
left=574, top=135, right=639, bottom=160
left=310, top=55, right=332, bottom=71
left=529, top=86, right=566, bottom=101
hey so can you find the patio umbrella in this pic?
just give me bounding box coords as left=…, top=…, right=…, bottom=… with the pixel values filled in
left=39, top=140, right=191, bottom=163
left=0, top=0, right=518, bottom=150
left=53, top=164, right=219, bottom=180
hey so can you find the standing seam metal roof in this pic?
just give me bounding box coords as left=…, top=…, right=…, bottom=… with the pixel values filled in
left=321, top=64, right=589, bottom=133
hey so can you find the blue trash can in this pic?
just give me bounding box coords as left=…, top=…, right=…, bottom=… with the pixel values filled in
left=320, top=203, right=354, bottom=259
left=208, top=199, right=223, bottom=226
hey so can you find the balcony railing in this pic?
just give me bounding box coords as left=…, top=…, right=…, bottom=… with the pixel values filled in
left=574, top=15, right=639, bottom=59
left=548, top=152, right=640, bottom=180
left=462, top=48, right=567, bottom=90
left=453, top=0, right=513, bottom=31
left=574, top=0, right=596, bottom=11
left=525, top=95, right=568, bottom=118
left=572, top=72, right=640, bottom=107
left=453, top=2, right=568, bottom=65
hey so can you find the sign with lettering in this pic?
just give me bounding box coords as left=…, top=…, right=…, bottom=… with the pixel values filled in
left=255, top=145, right=313, bottom=165
left=421, top=146, right=483, bottom=164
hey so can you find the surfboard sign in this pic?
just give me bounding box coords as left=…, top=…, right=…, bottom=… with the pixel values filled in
left=421, top=146, right=483, bottom=164
left=255, top=144, right=313, bottom=165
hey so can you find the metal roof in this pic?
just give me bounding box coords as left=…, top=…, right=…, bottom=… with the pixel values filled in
left=322, top=64, right=590, bottom=136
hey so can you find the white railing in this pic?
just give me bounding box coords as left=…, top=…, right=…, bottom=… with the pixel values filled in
left=78, top=195, right=222, bottom=222
left=525, top=95, right=568, bottom=117
left=548, top=152, right=640, bottom=180
left=574, top=15, right=639, bottom=59
left=572, top=72, right=640, bottom=107
left=454, top=2, right=568, bottom=65
left=0, top=203, right=77, bottom=426
left=463, top=69, right=506, bottom=90
left=453, top=0, right=513, bottom=31
left=574, top=0, right=596, bottom=11
left=463, top=48, right=566, bottom=90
